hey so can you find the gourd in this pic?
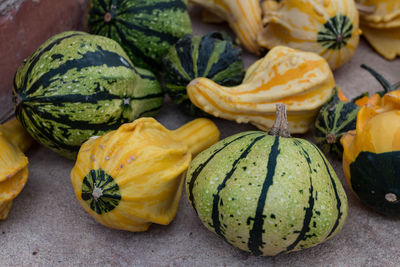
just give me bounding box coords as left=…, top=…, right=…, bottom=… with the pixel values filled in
left=13, top=31, right=163, bottom=159
left=186, top=104, right=348, bottom=256
left=258, top=0, right=361, bottom=70
left=189, top=0, right=263, bottom=55
left=85, top=0, right=192, bottom=70
left=314, top=64, right=400, bottom=159
left=314, top=88, right=360, bottom=158
left=70, top=117, right=220, bottom=231
left=186, top=46, right=336, bottom=133
left=162, top=32, right=245, bottom=116
left=0, top=118, right=34, bottom=220
left=341, top=90, right=400, bottom=217
left=356, top=0, right=400, bottom=59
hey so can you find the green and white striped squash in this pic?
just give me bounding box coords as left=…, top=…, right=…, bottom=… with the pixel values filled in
left=162, top=32, right=245, bottom=116
left=12, top=31, right=163, bottom=159
left=186, top=125, right=348, bottom=255
left=85, top=0, right=192, bottom=70
left=314, top=88, right=360, bottom=159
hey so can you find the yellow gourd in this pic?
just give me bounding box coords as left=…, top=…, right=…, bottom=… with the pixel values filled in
left=258, top=0, right=361, bottom=70
left=70, top=117, right=220, bottom=231
left=189, top=0, right=263, bottom=54
left=0, top=118, right=33, bottom=220
left=341, top=90, right=400, bottom=217
left=356, top=0, right=400, bottom=60
left=186, top=46, right=335, bottom=133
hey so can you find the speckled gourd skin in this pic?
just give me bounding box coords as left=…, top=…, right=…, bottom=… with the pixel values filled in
left=186, top=131, right=348, bottom=256
left=13, top=31, right=163, bottom=159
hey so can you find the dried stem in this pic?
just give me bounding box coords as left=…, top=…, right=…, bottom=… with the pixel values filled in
left=268, top=104, right=291, bottom=138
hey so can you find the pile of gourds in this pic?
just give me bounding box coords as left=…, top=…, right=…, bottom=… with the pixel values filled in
left=1, top=0, right=400, bottom=259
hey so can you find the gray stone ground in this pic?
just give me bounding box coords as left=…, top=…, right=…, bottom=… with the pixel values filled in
left=1, top=7, right=400, bottom=267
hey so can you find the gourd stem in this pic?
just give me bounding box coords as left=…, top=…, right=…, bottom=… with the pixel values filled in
left=268, top=104, right=291, bottom=138
left=361, top=64, right=393, bottom=93
left=172, top=118, right=220, bottom=156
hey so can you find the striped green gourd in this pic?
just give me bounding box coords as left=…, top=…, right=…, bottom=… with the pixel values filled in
left=12, top=31, right=163, bottom=159
left=186, top=104, right=348, bottom=256
left=314, top=88, right=360, bottom=158
left=85, top=0, right=192, bottom=70
left=162, top=32, right=245, bottom=116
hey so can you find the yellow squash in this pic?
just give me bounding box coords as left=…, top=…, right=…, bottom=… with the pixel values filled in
left=189, top=0, right=263, bottom=54
left=0, top=118, right=33, bottom=220
left=356, top=0, right=400, bottom=60
left=341, top=90, right=400, bottom=217
left=258, top=0, right=361, bottom=70
left=187, top=46, right=335, bottom=133
left=70, top=117, right=220, bottom=231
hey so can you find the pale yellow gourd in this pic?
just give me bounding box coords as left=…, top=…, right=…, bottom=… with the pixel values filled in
left=189, top=0, right=263, bottom=54
left=0, top=118, right=33, bottom=220
left=186, top=46, right=335, bottom=133
left=356, top=0, right=400, bottom=60
left=70, top=117, right=220, bottom=231
left=258, top=0, right=361, bottom=70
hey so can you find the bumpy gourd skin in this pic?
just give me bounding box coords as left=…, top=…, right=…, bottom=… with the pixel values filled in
left=341, top=90, right=400, bottom=217
left=190, top=0, right=263, bottom=54
left=356, top=0, right=400, bottom=60
left=259, top=0, right=360, bottom=70
left=71, top=117, right=219, bottom=231
left=186, top=131, right=348, bottom=256
left=187, top=46, right=335, bottom=133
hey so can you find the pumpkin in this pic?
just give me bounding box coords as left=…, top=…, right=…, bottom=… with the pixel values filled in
left=0, top=118, right=33, bottom=220
left=341, top=90, right=400, bottom=217
left=186, top=104, right=348, bottom=256
left=356, top=0, right=400, bottom=60
left=13, top=31, right=163, bottom=159
left=85, top=0, right=192, bottom=70
left=71, top=117, right=220, bottom=231
left=189, top=0, right=263, bottom=55
left=186, top=46, right=335, bottom=133
left=162, top=32, right=245, bottom=116
left=258, top=0, right=361, bottom=70
left=314, top=88, right=360, bottom=158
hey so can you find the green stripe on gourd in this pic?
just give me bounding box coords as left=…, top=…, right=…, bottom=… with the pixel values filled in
left=86, top=0, right=192, bottom=70
left=314, top=88, right=360, bottom=158
left=317, top=14, right=353, bottom=50
left=13, top=31, right=163, bottom=159
left=162, top=32, right=245, bottom=116
left=186, top=112, right=348, bottom=256
left=82, top=169, right=121, bottom=215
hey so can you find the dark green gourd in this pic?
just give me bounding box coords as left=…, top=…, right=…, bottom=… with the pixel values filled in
left=186, top=104, right=348, bottom=256
left=162, top=32, right=245, bottom=116
left=12, top=31, right=163, bottom=159
left=85, top=0, right=192, bottom=70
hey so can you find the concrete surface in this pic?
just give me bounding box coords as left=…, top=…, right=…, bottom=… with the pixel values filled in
left=1, top=6, right=400, bottom=267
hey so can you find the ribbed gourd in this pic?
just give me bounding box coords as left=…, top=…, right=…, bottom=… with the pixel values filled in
left=258, top=0, right=361, bottom=70
left=162, top=32, right=245, bottom=116
left=85, top=0, right=192, bottom=70
left=0, top=118, right=34, bottom=220
left=189, top=0, right=263, bottom=55
left=187, top=46, right=336, bottom=133
left=13, top=31, right=163, bottom=159
left=186, top=104, right=348, bottom=256
left=314, top=88, right=360, bottom=158
left=356, top=0, right=400, bottom=60
left=71, top=117, right=220, bottom=231
left=341, top=90, right=400, bottom=217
